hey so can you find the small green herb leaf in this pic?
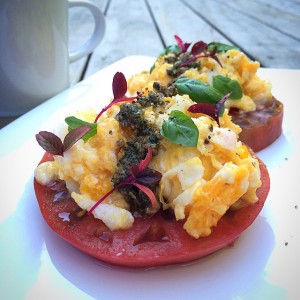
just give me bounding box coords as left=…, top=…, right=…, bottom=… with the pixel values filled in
left=207, top=42, right=239, bottom=53
left=161, top=110, right=199, bottom=147
left=163, top=44, right=182, bottom=55
left=175, top=77, right=223, bottom=104
left=212, top=75, right=242, bottom=100
left=65, top=116, right=97, bottom=141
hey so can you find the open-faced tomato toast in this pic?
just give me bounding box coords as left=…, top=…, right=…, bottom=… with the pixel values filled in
left=34, top=152, right=269, bottom=268
left=128, top=35, right=283, bottom=152
left=34, top=72, right=270, bottom=267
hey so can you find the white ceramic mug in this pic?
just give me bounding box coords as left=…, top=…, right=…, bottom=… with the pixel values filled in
left=0, top=0, right=105, bottom=117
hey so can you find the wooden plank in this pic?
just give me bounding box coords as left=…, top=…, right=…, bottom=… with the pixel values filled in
left=183, top=0, right=300, bottom=68
left=84, top=0, right=164, bottom=78
left=224, top=0, right=300, bottom=40
left=69, top=0, right=108, bottom=85
left=147, top=0, right=231, bottom=46
left=253, top=0, right=300, bottom=17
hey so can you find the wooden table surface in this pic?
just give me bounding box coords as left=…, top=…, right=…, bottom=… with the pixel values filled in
left=1, top=0, right=299, bottom=128
left=69, top=0, right=300, bottom=84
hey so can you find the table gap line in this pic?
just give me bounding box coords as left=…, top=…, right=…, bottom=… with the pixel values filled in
left=217, top=0, right=300, bottom=42
left=180, top=0, right=261, bottom=65
left=144, top=0, right=167, bottom=48
left=104, top=0, right=112, bottom=15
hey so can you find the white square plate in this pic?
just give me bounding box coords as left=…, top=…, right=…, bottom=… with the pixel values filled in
left=0, top=56, right=299, bottom=299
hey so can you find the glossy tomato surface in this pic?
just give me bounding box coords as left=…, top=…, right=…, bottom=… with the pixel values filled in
left=34, top=152, right=270, bottom=268
left=230, top=97, right=283, bottom=152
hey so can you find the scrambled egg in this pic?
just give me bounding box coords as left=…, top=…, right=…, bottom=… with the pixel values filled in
left=128, top=49, right=272, bottom=112
left=35, top=93, right=261, bottom=239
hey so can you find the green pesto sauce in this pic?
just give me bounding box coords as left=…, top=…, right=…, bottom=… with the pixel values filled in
left=165, top=52, right=200, bottom=78
left=112, top=90, right=165, bottom=216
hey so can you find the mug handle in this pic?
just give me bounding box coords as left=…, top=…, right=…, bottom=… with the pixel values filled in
left=68, top=0, right=105, bottom=63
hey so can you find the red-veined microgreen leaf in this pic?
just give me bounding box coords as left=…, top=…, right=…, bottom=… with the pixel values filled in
left=134, top=168, right=162, bottom=185
left=36, top=131, right=64, bottom=156
left=124, top=182, right=157, bottom=208
left=207, top=46, right=222, bottom=67
left=130, top=147, right=153, bottom=175
left=215, top=92, right=231, bottom=118
left=88, top=147, right=161, bottom=214
left=174, top=35, right=190, bottom=53
left=188, top=103, right=217, bottom=122
left=191, top=41, right=207, bottom=55
left=112, top=71, right=128, bottom=100
left=94, top=72, right=137, bottom=123
left=179, top=45, right=222, bottom=68
left=188, top=92, right=231, bottom=125
left=63, top=125, right=91, bottom=152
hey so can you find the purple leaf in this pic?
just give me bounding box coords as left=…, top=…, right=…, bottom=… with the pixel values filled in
left=63, top=125, right=91, bottom=152
left=112, top=72, right=127, bottom=100
left=88, top=147, right=161, bottom=214
left=207, top=46, right=222, bottom=67
left=36, top=131, right=64, bottom=156
left=129, top=147, right=153, bottom=176
left=134, top=168, right=162, bottom=185
left=94, top=72, right=137, bottom=123
left=174, top=35, right=190, bottom=52
left=188, top=93, right=231, bottom=125
left=47, top=179, right=67, bottom=191
left=179, top=45, right=222, bottom=68
left=188, top=103, right=217, bottom=122
left=191, top=41, right=207, bottom=55
left=125, top=182, right=157, bottom=208
left=215, top=92, right=231, bottom=117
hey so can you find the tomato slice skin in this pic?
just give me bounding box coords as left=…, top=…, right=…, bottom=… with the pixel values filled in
left=230, top=97, right=283, bottom=152
left=34, top=152, right=270, bottom=268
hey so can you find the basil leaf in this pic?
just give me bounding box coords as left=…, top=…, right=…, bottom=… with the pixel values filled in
left=207, top=42, right=239, bottom=53
left=212, top=75, right=242, bottom=100
left=163, top=44, right=181, bottom=55
left=175, top=77, right=223, bottom=104
left=161, top=110, right=199, bottom=147
left=150, top=44, right=181, bottom=73
left=65, top=116, right=97, bottom=141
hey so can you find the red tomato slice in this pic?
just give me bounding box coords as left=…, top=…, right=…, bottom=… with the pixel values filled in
left=34, top=152, right=270, bottom=268
left=230, top=97, right=283, bottom=152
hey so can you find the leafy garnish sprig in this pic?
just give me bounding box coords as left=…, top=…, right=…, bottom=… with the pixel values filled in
left=36, top=125, right=91, bottom=156
left=174, top=75, right=242, bottom=125
left=188, top=93, right=231, bottom=125
left=157, top=35, right=239, bottom=71
left=36, top=72, right=135, bottom=155
left=173, top=35, right=222, bottom=67
left=94, top=72, right=138, bottom=123
left=88, top=148, right=162, bottom=214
